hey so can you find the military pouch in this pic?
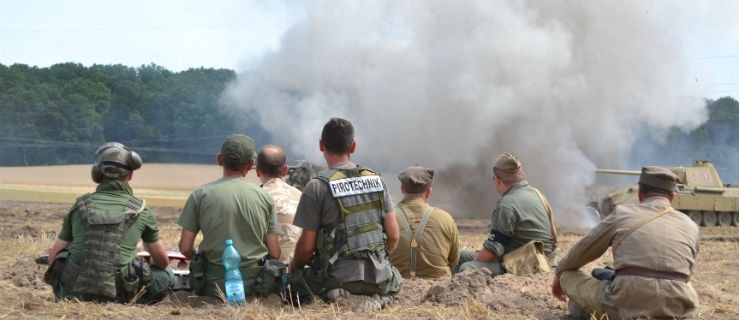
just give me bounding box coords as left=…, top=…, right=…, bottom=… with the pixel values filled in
left=189, top=253, right=207, bottom=294
left=502, top=240, right=551, bottom=276
left=44, top=249, right=69, bottom=286
left=119, top=263, right=141, bottom=294
left=254, top=259, right=287, bottom=295
left=118, top=257, right=152, bottom=295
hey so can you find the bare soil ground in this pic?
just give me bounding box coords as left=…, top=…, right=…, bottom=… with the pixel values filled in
left=1, top=165, right=738, bottom=319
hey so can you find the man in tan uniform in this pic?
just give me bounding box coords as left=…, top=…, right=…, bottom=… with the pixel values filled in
left=257, top=145, right=303, bottom=264
left=392, top=165, right=460, bottom=279
left=552, top=166, right=699, bottom=319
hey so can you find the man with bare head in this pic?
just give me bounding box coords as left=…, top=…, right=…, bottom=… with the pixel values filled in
left=288, top=117, right=403, bottom=311
left=256, top=144, right=302, bottom=264
left=456, top=152, right=557, bottom=276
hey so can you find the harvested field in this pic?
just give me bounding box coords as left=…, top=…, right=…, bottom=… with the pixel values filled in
left=1, top=164, right=737, bottom=319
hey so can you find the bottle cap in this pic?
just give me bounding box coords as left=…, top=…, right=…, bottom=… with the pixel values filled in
left=225, top=239, right=233, bottom=245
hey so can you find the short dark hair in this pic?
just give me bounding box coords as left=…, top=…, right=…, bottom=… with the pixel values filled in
left=321, top=117, right=354, bottom=154
left=257, top=145, right=286, bottom=177
left=638, top=183, right=673, bottom=198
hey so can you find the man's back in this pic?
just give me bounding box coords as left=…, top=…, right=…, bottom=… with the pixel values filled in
left=392, top=198, right=459, bottom=278
left=178, top=176, right=277, bottom=265
left=492, top=181, right=556, bottom=255
left=262, top=177, right=302, bottom=263
left=602, top=196, right=699, bottom=318
left=294, top=162, right=396, bottom=284
left=61, top=180, right=159, bottom=267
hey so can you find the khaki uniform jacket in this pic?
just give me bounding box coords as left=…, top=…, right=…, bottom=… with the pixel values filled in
left=392, top=197, right=460, bottom=279
left=557, top=196, right=700, bottom=319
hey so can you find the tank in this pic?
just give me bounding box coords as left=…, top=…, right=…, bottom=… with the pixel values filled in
left=596, top=160, right=739, bottom=227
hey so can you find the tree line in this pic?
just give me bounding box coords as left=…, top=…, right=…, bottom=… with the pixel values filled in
left=0, top=63, right=737, bottom=180
left=0, top=63, right=267, bottom=166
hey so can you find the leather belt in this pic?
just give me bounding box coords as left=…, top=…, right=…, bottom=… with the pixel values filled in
left=616, top=267, right=689, bottom=282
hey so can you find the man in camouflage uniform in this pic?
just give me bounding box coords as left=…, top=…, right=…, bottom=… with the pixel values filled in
left=47, top=142, right=174, bottom=303
left=552, top=166, right=700, bottom=319
left=392, top=165, right=460, bottom=279
left=286, top=160, right=324, bottom=191
left=456, top=152, right=557, bottom=275
left=288, top=118, right=403, bottom=311
left=256, top=144, right=303, bottom=264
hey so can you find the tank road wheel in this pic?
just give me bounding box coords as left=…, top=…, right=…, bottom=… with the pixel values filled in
left=687, top=211, right=703, bottom=226
left=703, top=211, right=718, bottom=227
left=717, top=212, right=733, bottom=226
left=732, top=212, right=738, bottom=227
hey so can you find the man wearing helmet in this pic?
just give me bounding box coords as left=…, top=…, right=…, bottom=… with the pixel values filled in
left=46, top=142, right=174, bottom=304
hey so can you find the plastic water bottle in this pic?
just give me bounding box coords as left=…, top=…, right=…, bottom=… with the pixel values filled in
left=222, top=239, right=246, bottom=305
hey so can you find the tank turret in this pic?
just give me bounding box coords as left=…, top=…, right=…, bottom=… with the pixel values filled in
left=596, top=160, right=739, bottom=227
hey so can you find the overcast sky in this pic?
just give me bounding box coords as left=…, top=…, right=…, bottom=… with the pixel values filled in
left=0, top=0, right=736, bottom=100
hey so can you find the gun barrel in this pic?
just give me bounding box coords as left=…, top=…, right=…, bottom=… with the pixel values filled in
left=596, top=169, right=641, bottom=175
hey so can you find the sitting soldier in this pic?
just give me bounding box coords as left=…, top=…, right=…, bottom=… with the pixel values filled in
left=46, top=142, right=174, bottom=304
left=391, top=165, right=460, bottom=279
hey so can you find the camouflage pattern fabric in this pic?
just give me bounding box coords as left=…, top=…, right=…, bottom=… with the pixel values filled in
left=261, top=178, right=302, bottom=264
left=72, top=194, right=144, bottom=299
left=286, top=160, right=324, bottom=191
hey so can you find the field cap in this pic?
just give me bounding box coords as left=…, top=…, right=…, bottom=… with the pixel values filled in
left=398, top=165, right=434, bottom=193
left=493, top=152, right=522, bottom=174
left=221, top=134, right=255, bottom=168
left=639, top=166, right=680, bottom=191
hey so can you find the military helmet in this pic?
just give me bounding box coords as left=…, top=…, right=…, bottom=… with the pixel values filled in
left=91, top=142, right=142, bottom=183
left=286, top=160, right=324, bottom=191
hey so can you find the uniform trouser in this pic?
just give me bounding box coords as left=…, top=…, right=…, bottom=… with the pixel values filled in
left=290, top=265, right=403, bottom=305
left=560, top=270, right=606, bottom=318
left=146, top=266, right=176, bottom=301
left=454, top=250, right=506, bottom=275
left=199, top=261, right=284, bottom=299
left=54, top=258, right=174, bottom=304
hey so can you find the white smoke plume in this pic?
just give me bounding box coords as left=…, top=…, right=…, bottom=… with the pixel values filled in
left=223, top=1, right=708, bottom=230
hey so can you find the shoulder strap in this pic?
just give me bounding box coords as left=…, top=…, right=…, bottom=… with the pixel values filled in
left=397, top=206, right=434, bottom=278
left=532, top=188, right=558, bottom=246
left=612, top=207, right=673, bottom=254
left=396, top=206, right=413, bottom=241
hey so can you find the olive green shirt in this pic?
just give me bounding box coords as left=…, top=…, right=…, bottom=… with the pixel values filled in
left=178, top=176, right=279, bottom=266
left=58, top=180, right=160, bottom=267
left=392, top=197, right=460, bottom=279
left=557, top=196, right=700, bottom=319
left=482, top=180, right=556, bottom=258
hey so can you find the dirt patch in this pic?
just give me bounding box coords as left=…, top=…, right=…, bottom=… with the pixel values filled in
left=1, top=199, right=738, bottom=319
left=420, top=268, right=564, bottom=318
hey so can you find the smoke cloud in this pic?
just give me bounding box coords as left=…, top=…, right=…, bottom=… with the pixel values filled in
left=223, top=1, right=708, bottom=230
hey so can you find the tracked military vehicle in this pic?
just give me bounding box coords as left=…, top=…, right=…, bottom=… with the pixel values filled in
left=596, top=160, right=739, bottom=227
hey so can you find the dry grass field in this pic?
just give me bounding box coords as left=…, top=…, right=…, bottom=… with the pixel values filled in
left=0, top=164, right=737, bottom=319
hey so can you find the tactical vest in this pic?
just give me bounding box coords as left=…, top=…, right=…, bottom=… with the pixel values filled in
left=315, top=167, right=387, bottom=270
left=71, top=193, right=145, bottom=299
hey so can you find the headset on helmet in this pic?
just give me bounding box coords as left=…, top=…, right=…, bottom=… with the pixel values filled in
left=90, top=142, right=142, bottom=183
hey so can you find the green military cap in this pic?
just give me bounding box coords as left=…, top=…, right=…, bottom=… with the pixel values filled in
left=639, top=166, right=680, bottom=192
left=493, top=152, right=522, bottom=174
left=398, top=165, right=434, bottom=193
left=221, top=134, right=256, bottom=167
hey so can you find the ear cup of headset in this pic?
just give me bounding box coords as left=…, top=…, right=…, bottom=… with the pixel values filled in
left=91, top=164, right=104, bottom=183
left=127, top=150, right=142, bottom=170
